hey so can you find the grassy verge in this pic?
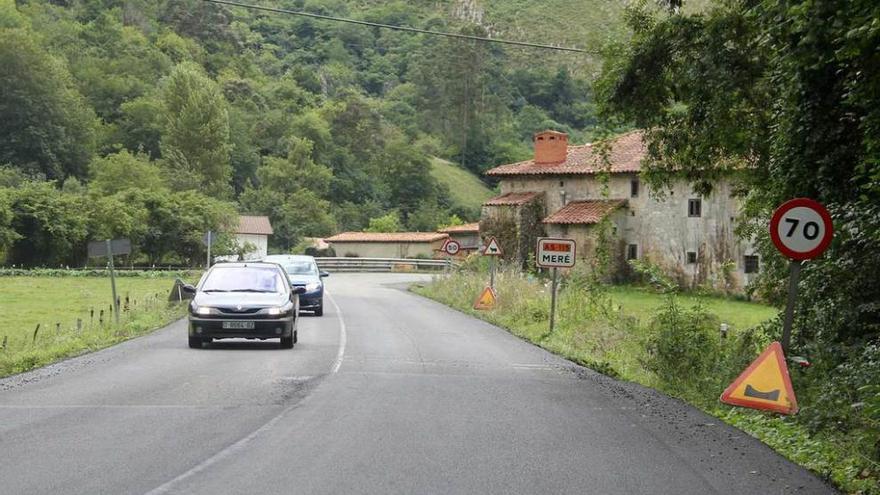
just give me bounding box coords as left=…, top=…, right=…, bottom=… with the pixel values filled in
left=413, top=269, right=878, bottom=494
left=0, top=275, right=192, bottom=377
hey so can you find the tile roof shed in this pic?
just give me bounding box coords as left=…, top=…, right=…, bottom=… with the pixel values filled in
left=542, top=200, right=627, bottom=225
left=324, top=232, right=449, bottom=243
left=236, top=215, right=274, bottom=235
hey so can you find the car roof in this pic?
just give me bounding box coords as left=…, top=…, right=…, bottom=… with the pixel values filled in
left=210, top=262, right=284, bottom=269
left=262, top=255, right=316, bottom=262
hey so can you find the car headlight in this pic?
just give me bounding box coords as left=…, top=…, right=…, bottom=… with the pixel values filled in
left=192, top=305, right=214, bottom=316
left=305, top=282, right=321, bottom=292
left=267, top=302, right=294, bottom=316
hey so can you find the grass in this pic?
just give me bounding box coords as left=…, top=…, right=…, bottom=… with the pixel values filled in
left=0, top=275, right=191, bottom=377
left=413, top=269, right=878, bottom=494
left=430, top=157, right=495, bottom=212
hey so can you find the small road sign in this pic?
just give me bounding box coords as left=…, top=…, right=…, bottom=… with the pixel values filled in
left=87, top=239, right=131, bottom=258
left=441, top=239, right=461, bottom=256
left=473, top=286, right=497, bottom=310
left=721, top=341, right=798, bottom=415
left=482, top=237, right=502, bottom=256
left=770, top=198, right=833, bottom=260
left=536, top=238, right=576, bottom=268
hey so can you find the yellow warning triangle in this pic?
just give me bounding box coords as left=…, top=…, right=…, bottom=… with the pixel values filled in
left=720, top=341, right=798, bottom=415
left=473, top=286, right=497, bottom=310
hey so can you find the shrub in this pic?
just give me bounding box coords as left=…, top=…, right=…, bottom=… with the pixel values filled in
left=644, top=295, right=721, bottom=395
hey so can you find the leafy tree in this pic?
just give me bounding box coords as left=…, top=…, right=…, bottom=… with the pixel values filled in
left=89, top=150, right=165, bottom=196
left=0, top=26, right=97, bottom=180
left=0, top=188, right=19, bottom=260
left=365, top=212, right=402, bottom=233
left=160, top=62, right=233, bottom=197
left=6, top=182, right=90, bottom=266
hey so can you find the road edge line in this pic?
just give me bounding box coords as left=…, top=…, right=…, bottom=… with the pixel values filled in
left=326, top=291, right=347, bottom=374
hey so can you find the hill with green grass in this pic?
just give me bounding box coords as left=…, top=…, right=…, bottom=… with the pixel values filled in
left=430, top=157, right=495, bottom=214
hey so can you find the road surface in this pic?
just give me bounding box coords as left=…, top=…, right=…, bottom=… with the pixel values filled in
left=0, top=273, right=834, bottom=494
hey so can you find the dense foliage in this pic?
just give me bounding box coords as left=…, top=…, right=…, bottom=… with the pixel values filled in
left=0, top=0, right=612, bottom=263
left=597, top=0, right=880, bottom=477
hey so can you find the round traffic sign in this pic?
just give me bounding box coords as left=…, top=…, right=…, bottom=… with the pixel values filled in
left=769, top=198, right=833, bottom=260
left=443, top=239, right=461, bottom=256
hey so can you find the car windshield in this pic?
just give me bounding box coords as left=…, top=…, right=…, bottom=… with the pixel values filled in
left=283, top=261, right=318, bottom=275
left=201, top=266, right=286, bottom=293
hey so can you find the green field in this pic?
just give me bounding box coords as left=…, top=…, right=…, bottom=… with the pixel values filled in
left=0, top=275, right=191, bottom=376
left=430, top=157, right=495, bottom=212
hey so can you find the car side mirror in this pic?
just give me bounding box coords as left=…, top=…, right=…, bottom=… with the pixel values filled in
left=182, top=284, right=197, bottom=294
left=292, top=286, right=307, bottom=295
left=320, top=271, right=329, bottom=278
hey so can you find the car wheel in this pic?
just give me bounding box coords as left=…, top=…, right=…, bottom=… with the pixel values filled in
left=293, top=330, right=298, bottom=344
left=188, top=337, right=203, bottom=349
left=280, top=335, right=294, bottom=349
left=314, top=302, right=323, bottom=317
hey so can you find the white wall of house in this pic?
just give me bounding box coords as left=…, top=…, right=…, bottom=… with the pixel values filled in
left=327, top=241, right=443, bottom=259
left=236, top=233, right=268, bottom=260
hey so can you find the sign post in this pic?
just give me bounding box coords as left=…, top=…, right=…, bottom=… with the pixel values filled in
left=87, top=238, right=131, bottom=325
left=536, top=238, right=576, bottom=334
left=769, top=198, right=833, bottom=353
left=205, top=231, right=213, bottom=268
left=482, top=237, right=502, bottom=289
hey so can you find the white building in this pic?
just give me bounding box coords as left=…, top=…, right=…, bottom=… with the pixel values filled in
left=234, top=215, right=273, bottom=260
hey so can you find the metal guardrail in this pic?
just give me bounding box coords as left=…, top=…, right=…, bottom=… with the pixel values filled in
left=314, top=257, right=455, bottom=272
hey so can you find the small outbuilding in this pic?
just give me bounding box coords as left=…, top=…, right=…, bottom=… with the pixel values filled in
left=234, top=215, right=273, bottom=260
left=324, top=232, right=449, bottom=259
left=437, top=223, right=481, bottom=255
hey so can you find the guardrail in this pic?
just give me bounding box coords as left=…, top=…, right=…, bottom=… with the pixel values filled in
left=314, top=257, right=455, bottom=273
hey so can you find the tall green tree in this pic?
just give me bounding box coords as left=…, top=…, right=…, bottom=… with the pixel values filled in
left=0, top=26, right=97, bottom=180
left=160, top=62, right=233, bottom=197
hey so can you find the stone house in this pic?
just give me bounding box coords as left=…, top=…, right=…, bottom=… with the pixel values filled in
left=233, top=215, right=273, bottom=261
left=481, top=130, right=760, bottom=290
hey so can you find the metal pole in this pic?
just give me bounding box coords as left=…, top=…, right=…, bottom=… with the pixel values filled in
left=489, top=256, right=495, bottom=289
left=781, top=260, right=801, bottom=354
left=549, top=267, right=558, bottom=333
left=107, top=239, right=120, bottom=325
left=206, top=230, right=212, bottom=268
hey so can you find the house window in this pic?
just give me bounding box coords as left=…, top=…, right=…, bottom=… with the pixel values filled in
left=626, top=244, right=638, bottom=261
left=744, top=255, right=760, bottom=274
left=687, top=251, right=697, bottom=264
left=631, top=179, right=639, bottom=198
left=688, top=199, right=702, bottom=217
left=559, top=180, right=565, bottom=187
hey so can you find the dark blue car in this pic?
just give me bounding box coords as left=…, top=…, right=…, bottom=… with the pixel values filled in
left=263, top=255, right=328, bottom=316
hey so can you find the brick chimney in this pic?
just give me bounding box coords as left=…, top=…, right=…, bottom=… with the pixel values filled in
left=533, top=130, right=568, bottom=164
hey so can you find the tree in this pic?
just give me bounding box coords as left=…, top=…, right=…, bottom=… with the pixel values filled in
left=0, top=27, right=96, bottom=180
left=365, top=212, right=402, bottom=233
left=160, top=62, right=233, bottom=197
left=6, top=182, right=90, bottom=266
left=89, top=150, right=165, bottom=196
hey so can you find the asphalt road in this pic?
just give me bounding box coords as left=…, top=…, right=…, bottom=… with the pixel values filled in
left=0, top=273, right=834, bottom=494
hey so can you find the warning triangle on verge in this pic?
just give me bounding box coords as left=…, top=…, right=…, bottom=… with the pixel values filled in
left=720, top=341, right=798, bottom=415
left=473, top=286, right=497, bottom=310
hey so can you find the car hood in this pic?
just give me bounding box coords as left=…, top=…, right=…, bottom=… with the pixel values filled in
left=193, top=292, right=289, bottom=308
left=288, top=275, right=321, bottom=286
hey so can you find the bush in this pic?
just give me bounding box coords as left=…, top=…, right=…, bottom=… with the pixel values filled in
left=644, top=295, right=721, bottom=395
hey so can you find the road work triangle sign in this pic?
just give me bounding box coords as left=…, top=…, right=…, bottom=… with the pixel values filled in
left=473, top=286, right=497, bottom=310
left=720, top=341, right=798, bottom=415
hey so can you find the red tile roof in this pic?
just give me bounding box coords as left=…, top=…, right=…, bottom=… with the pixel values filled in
left=485, top=131, right=645, bottom=177
left=542, top=200, right=627, bottom=225
left=437, top=222, right=480, bottom=233
left=236, top=215, right=273, bottom=235
left=483, top=191, right=542, bottom=206
left=324, top=232, right=449, bottom=243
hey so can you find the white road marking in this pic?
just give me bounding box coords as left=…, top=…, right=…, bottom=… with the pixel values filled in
left=326, top=291, right=347, bottom=374
left=143, top=293, right=348, bottom=495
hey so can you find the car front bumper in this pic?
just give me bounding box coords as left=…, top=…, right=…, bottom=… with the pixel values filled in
left=298, top=290, right=323, bottom=309
left=188, top=316, right=294, bottom=340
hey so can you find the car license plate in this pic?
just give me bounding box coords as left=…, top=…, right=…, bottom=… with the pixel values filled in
left=222, top=321, right=255, bottom=330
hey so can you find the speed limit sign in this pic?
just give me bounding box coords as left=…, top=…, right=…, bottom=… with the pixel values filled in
left=770, top=198, right=833, bottom=260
